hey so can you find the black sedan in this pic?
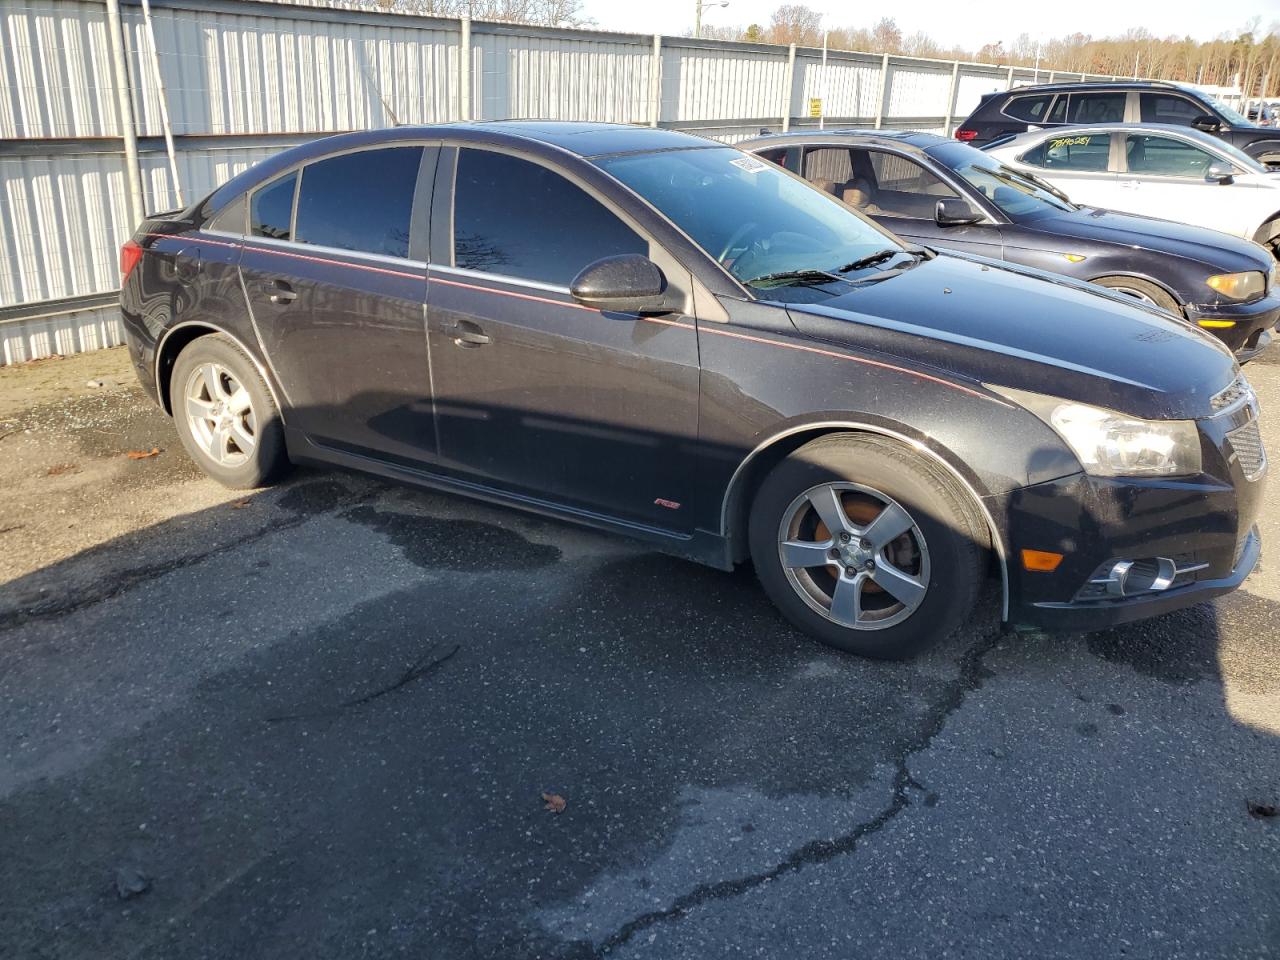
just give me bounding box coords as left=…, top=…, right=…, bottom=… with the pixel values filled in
left=743, top=130, right=1280, bottom=361
left=120, top=122, right=1264, bottom=659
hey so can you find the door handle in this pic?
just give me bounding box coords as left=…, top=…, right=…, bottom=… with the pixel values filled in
left=1120, top=180, right=1140, bottom=189
left=450, top=319, right=491, bottom=347
left=263, top=279, right=297, bottom=304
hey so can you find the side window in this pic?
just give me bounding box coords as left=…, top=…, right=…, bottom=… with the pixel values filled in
left=864, top=151, right=959, bottom=219
left=1125, top=135, right=1217, bottom=178
left=1004, top=94, right=1054, bottom=123
left=452, top=149, right=646, bottom=286
left=1023, top=133, right=1112, bottom=172
left=1066, top=92, right=1126, bottom=123
left=208, top=194, right=246, bottom=234
left=801, top=147, right=854, bottom=193
left=294, top=147, right=422, bottom=259
left=1140, top=93, right=1209, bottom=125
left=1046, top=96, right=1068, bottom=124
left=250, top=171, right=297, bottom=240
left=755, top=147, right=789, bottom=167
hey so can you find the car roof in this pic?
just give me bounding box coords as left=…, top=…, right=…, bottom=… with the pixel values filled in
left=996, top=80, right=1201, bottom=96
left=739, top=128, right=950, bottom=150
left=380, top=120, right=720, bottom=158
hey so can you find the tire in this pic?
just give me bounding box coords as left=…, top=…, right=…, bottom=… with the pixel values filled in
left=169, top=333, right=291, bottom=489
left=1092, top=276, right=1180, bottom=315
left=748, top=434, right=986, bottom=660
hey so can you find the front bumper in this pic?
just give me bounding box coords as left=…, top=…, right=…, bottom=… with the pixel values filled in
left=998, top=402, right=1266, bottom=632
left=1185, top=291, right=1280, bottom=359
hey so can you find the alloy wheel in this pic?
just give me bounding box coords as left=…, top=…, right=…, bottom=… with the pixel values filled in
left=776, top=482, right=930, bottom=630
left=184, top=362, right=257, bottom=467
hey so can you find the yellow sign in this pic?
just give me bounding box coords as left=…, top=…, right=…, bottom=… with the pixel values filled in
left=807, top=98, right=823, bottom=118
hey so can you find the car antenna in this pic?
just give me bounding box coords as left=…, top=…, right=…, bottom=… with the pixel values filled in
left=361, top=63, right=401, bottom=127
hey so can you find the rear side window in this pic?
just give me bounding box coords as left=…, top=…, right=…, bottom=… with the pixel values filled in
left=865, top=151, right=959, bottom=218
left=1004, top=94, right=1054, bottom=123
left=1066, top=92, right=1126, bottom=123
left=1140, top=93, right=1209, bottom=125
left=1125, top=134, right=1217, bottom=178
left=452, top=148, right=646, bottom=286
left=250, top=171, right=297, bottom=240
left=1022, top=133, right=1112, bottom=172
left=294, top=147, right=423, bottom=259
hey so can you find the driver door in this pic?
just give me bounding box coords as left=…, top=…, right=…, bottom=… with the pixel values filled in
left=425, top=147, right=701, bottom=532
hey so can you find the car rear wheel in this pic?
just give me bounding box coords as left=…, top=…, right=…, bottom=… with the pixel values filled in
left=748, top=434, right=987, bottom=660
left=1092, top=276, right=1180, bottom=314
left=170, top=334, right=291, bottom=489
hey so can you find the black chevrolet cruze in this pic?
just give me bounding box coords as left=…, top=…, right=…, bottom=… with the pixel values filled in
left=120, top=122, right=1266, bottom=659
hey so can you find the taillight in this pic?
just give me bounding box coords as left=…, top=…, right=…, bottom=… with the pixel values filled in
left=120, top=240, right=144, bottom=283
left=955, top=128, right=978, bottom=141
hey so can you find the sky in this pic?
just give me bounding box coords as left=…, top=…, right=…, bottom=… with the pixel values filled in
left=578, top=0, right=1280, bottom=49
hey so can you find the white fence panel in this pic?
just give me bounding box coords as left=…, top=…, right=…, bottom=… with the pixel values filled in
left=661, top=42, right=788, bottom=123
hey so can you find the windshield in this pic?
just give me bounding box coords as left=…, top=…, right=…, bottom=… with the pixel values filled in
left=595, top=147, right=906, bottom=291
left=931, top=145, right=1075, bottom=218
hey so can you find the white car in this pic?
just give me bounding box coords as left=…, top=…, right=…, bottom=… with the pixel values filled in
left=984, top=123, right=1280, bottom=256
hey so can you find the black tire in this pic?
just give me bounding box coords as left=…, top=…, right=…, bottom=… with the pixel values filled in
left=748, top=434, right=986, bottom=660
left=169, top=333, right=291, bottom=489
left=1092, top=276, right=1180, bottom=315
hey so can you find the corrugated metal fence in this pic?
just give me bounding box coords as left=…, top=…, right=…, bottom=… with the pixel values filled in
left=0, top=0, right=1131, bottom=362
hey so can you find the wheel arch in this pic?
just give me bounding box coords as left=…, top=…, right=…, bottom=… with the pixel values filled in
left=1086, top=272, right=1184, bottom=314
left=155, top=321, right=284, bottom=421
left=719, top=421, right=1009, bottom=619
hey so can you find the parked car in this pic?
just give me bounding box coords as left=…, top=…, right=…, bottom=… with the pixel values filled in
left=983, top=123, right=1280, bottom=258
left=955, top=81, right=1280, bottom=166
left=743, top=129, right=1280, bottom=361
left=120, top=122, right=1264, bottom=659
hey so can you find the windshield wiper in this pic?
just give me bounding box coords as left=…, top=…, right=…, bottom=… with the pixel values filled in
left=837, top=248, right=908, bottom=273
left=745, top=268, right=846, bottom=288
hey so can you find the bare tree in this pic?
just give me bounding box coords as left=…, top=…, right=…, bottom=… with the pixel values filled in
left=767, top=4, right=823, bottom=46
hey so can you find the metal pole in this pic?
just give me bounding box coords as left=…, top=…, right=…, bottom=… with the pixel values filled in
left=649, top=34, right=661, bottom=128
left=943, top=60, right=960, bottom=136
left=139, top=0, right=183, bottom=208
left=459, top=17, right=472, bottom=121
left=694, top=0, right=700, bottom=39
left=874, top=53, right=890, bottom=129
left=819, top=31, right=827, bottom=130
left=104, top=0, right=144, bottom=226
left=781, top=43, right=796, bottom=132
left=1006, top=64, right=1015, bottom=89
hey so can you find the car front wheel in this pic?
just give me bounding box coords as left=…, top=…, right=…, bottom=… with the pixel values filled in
left=748, top=434, right=987, bottom=659
left=169, top=333, right=291, bottom=489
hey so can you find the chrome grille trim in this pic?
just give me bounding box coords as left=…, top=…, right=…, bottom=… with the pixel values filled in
left=1210, top=375, right=1254, bottom=415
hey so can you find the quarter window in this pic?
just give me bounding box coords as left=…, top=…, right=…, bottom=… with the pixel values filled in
left=250, top=171, right=297, bottom=241
left=452, top=149, right=646, bottom=286
left=1004, top=94, right=1054, bottom=123
left=1125, top=134, right=1218, bottom=178
left=1021, top=133, right=1112, bottom=172
left=294, top=147, right=423, bottom=259
left=1066, top=92, right=1126, bottom=123
left=1140, top=93, right=1208, bottom=125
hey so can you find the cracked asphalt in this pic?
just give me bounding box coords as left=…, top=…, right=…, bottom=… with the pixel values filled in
left=1, top=346, right=1278, bottom=959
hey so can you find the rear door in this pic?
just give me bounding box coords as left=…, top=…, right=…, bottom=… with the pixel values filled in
left=424, top=146, right=701, bottom=531
left=240, top=145, right=438, bottom=464
left=799, top=145, right=1003, bottom=258
left=1015, top=131, right=1127, bottom=209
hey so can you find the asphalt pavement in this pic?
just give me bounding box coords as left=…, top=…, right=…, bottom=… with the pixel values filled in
left=0, top=346, right=1277, bottom=959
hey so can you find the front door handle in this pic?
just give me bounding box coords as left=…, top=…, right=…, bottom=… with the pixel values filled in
left=450, top=319, right=491, bottom=347
left=263, top=279, right=297, bottom=304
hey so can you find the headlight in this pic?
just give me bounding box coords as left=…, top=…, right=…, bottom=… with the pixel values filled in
left=1205, top=271, right=1265, bottom=301
left=992, top=388, right=1203, bottom=477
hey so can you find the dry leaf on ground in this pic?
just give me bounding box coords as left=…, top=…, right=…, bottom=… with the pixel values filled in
left=230, top=498, right=252, bottom=509
left=46, top=463, right=78, bottom=476
left=125, top=447, right=161, bottom=460
left=542, top=792, right=567, bottom=814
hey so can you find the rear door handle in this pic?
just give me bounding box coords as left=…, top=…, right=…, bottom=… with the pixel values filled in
left=262, top=279, right=297, bottom=303
left=450, top=319, right=491, bottom=347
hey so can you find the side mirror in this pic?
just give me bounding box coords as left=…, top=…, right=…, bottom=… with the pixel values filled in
left=1205, top=163, right=1235, bottom=185
left=1191, top=115, right=1220, bottom=133
left=570, top=254, right=673, bottom=314
left=935, top=198, right=983, bottom=226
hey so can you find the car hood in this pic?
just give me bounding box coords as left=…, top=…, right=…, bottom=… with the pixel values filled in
left=1017, top=206, right=1270, bottom=272
left=784, top=253, right=1237, bottom=420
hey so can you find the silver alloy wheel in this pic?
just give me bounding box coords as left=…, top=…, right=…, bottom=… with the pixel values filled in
left=184, top=362, right=257, bottom=467
left=777, top=482, right=930, bottom=630
left=1108, top=284, right=1158, bottom=306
